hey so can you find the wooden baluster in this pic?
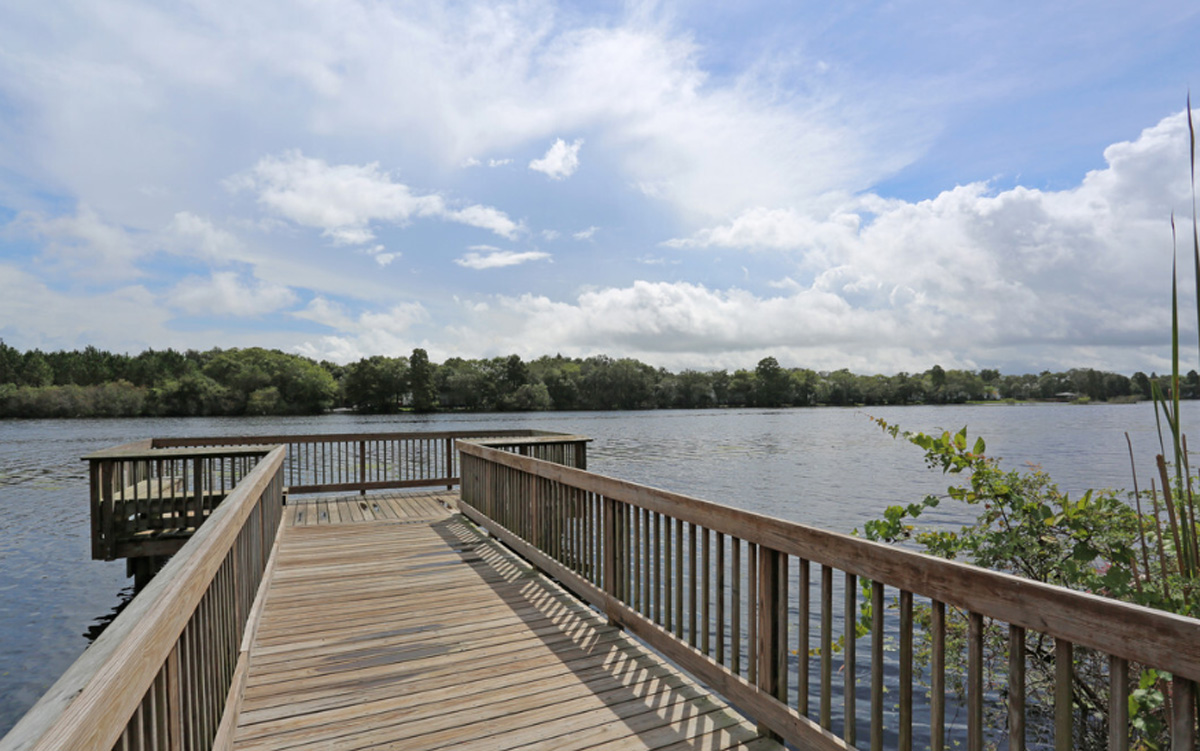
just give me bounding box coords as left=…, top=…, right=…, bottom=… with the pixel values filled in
left=1055, top=637, right=1073, bottom=751
left=932, top=600, right=946, bottom=751
left=871, top=580, right=883, bottom=751
left=1172, top=676, right=1196, bottom=751
left=654, top=512, right=663, bottom=623
left=899, top=590, right=913, bottom=751
left=664, top=514, right=673, bottom=631
left=715, top=532, right=725, bottom=666
left=968, top=612, right=985, bottom=751
left=845, top=571, right=857, bottom=746
left=748, top=543, right=758, bottom=684
left=702, top=527, right=711, bottom=657
left=1108, top=654, right=1128, bottom=751
left=643, top=508, right=652, bottom=617
left=689, top=522, right=698, bottom=647
left=1009, top=625, right=1026, bottom=751
left=731, top=537, right=741, bottom=675
left=798, top=558, right=810, bottom=717
left=675, top=518, right=685, bottom=639
left=821, top=564, right=833, bottom=730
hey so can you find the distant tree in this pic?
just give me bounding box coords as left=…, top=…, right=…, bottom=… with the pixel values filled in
left=409, top=348, right=438, bottom=412
left=343, top=356, right=409, bottom=413
left=754, top=357, right=792, bottom=407
left=437, top=358, right=493, bottom=410
left=727, top=369, right=755, bottom=406
left=979, top=368, right=1001, bottom=384
left=20, top=351, right=53, bottom=388
left=0, top=340, right=21, bottom=385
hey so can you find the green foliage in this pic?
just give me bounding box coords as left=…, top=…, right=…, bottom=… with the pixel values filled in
left=865, top=419, right=1144, bottom=596
left=342, top=356, right=408, bottom=413
left=408, top=348, right=438, bottom=413
left=865, top=418, right=1167, bottom=748
left=0, top=342, right=1166, bottom=418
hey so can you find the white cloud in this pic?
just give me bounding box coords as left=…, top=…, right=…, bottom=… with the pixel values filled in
left=167, top=212, right=245, bottom=263
left=529, top=138, right=583, bottom=180
left=11, top=205, right=145, bottom=280
left=169, top=271, right=298, bottom=316
left=294, top=297, right=430, bottom=362
left=231, top=150, right=521, bottom=242
left=445, top=204, right=523, bottom=239
left=0, top=265, right=170, bottom=351
left=573, top=225, right=599, bottom=240
left=447, top=110, right=1191, bottom=372
left=488, top=158, right=513, bottom=167
left=455, top=249, right=551, bottom=270
left=541, top=229, right=561, bottom=241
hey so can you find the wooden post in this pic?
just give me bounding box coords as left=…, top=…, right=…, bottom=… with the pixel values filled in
left=603, top=496, right=618, bottom=626
left=358, top=440, right=366, bottom=496
left=756, top=546, right=783, bottom=740
left=1172, top=676, right=1196, bottom=751
left=446, top=437, right=454, bottom=489
left=1055, top=638, right=1073, bottom=751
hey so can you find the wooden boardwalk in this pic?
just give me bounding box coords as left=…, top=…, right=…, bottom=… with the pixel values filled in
left=230, top=491, right=780, bottom=751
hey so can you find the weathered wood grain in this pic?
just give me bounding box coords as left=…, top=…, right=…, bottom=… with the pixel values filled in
left=231, top=498, right=778, bottom=751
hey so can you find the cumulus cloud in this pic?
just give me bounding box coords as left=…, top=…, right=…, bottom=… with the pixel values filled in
left=455, top=249, right=551, bottom=269
left=529, top=138, right=583, bottom=180
left=231, top=151, right=521, bottom=242
left=167, top=212, right=245, bottom=262
left=435, top=110, right=1195, bottom=373
left=170, top=271, right=298, bottom=316
left=573, top=225, right=599, bottom=240
left=294, top=296, right=430, bottom=362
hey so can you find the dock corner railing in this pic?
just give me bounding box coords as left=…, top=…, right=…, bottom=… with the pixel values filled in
left=2, top=445, right=286, bottom=751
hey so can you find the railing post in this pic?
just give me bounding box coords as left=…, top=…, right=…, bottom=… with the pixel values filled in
left=1172, top=676, right=1196, bottom=751
left=603, top=496, right=618, bottom=626
left=531, top=474, right=541, bottom=551
left=445, top=437, right=454, bottom=490
left=757, top=546, right=784, bottom=740
left=358, top=440, right=366, bottom=496
left=192, top=457, right=203, bottom=529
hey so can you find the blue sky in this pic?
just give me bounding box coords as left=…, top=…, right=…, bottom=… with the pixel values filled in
left=1, top=0, right=1199, bottom=374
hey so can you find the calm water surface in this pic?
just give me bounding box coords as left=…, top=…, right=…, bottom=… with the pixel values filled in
left=0, top=403, right=1188, bottom=733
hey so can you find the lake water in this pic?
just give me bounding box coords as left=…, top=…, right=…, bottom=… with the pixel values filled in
left=0, top=402, right=1189, bottom=734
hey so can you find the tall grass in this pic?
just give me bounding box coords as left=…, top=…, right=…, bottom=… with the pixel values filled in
left=1141, top=95, right=1200, bottom=614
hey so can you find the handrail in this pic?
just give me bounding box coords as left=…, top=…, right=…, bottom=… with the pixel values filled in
left=87, top=445, right=273, bottom=562
left=2, top=446, right=286, bottom=751
left=148, top=430, right=589, bottom=496
left=457, top=440, right=1200, bottom=750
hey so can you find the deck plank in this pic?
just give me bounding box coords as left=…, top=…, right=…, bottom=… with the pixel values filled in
left=232, top=491, right=779, bottom=751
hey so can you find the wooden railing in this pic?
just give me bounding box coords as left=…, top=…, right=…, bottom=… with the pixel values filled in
left=151, top=429, right=588, bottom=495
left=1, top=446, right=286, bottom=751
left=458, top=440, right=1200, bottom=750
left=87, top=442, right=273, bottom=562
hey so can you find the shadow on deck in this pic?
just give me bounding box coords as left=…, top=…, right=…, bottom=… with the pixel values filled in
left=231, top=491, right=778, bottom=751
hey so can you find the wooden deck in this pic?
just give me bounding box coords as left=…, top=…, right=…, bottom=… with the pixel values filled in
left=230, top=491, right=780, bottom=751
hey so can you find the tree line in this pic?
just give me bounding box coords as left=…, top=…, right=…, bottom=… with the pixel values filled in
left=0, top=339, right=1191, bottom=418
